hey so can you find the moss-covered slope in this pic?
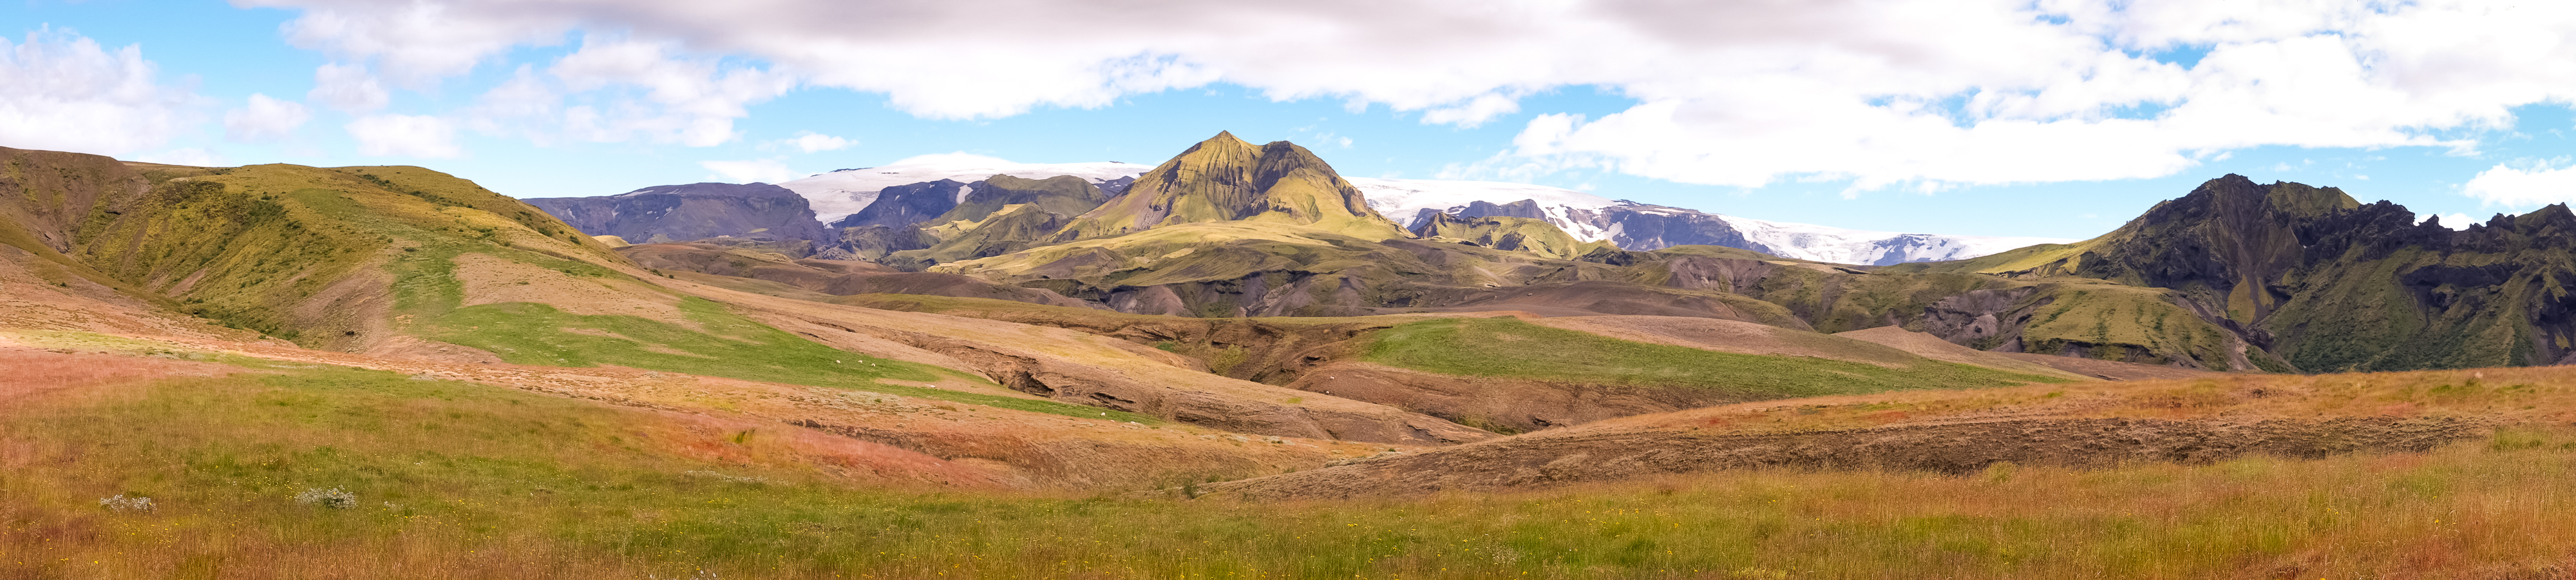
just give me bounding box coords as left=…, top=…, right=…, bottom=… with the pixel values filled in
left=1407, top=212, right=1591, bottom=260
left=1051, top=131, right=1406, bottom=242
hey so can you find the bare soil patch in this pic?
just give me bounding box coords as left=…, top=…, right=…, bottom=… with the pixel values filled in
left=1995, top=351, right=2224, bottom=381
left=452, top=253, right=692, bottom=324
left=1533, top=315, right=1922, bottom=367
left=1833, top=326, right=2095, bottom=380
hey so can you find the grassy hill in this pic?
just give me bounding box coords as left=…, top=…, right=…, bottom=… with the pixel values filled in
left=1050, top=131, right=1407, bottom=242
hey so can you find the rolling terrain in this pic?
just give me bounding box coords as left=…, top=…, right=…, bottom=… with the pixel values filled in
left=13, top=137, right=2576, bottom=579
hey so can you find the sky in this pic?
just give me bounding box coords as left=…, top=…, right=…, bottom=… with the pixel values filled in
left=12, top=1, right=2576, bottom=240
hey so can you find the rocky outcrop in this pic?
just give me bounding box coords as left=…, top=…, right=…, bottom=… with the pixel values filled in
left=526, top=182, right=829, bottom=244
left=1984, top=173, right=2576, bottom=371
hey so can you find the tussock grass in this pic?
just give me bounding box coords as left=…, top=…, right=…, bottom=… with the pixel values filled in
left=11, top=365, right=2576, bottom=578
left=1362, top=317, right=2069, bottom=398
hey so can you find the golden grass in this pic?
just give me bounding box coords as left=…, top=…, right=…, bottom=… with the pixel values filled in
left=9, top=356, right=2576, bottom=578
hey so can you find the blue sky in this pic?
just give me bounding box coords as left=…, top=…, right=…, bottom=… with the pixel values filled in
left=13, top=0, right=2576, bottom=239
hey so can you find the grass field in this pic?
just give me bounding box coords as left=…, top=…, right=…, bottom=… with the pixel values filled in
left=1360, top=317, right=2070, bottom=398
left=8, top=361, right=2576, bottom=579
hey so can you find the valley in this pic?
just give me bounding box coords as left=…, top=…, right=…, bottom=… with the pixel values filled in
left=9, top=131, right=2576, bottom=578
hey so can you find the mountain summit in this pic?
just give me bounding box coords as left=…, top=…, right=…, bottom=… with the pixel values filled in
left=1050, top=131, right=1406, bottom=242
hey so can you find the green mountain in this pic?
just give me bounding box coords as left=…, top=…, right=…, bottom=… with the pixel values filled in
left=937, top=174, right=1108, bottom=224
left=884, top=203, right=1079, bottom=269
left=1895, top=174, right=2576, bottom=371
left=1050, top=131, right=1406, bottom=242
left=1408, top=211, right=1596, bottom=260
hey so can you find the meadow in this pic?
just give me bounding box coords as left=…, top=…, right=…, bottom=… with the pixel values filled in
left=1359, top=317, right=2070, bottom=398
left=6, top=355, right=2575, bottom=579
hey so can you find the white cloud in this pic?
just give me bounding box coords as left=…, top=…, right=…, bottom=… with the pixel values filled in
left=779, top=131, right=851, bottom=153
left=346, top=113, right=460, bottom=157
left=2463, top=161, right=2576, bottom=208
left=308, top=62, right=389, bottom=112
left=0, top=27, right=198, bottom=156
left=267, top=1, right=569, bottom=86
left=239, top=0, right=2576, bottom=191
left=455, top=37, right=793, bottom=147
left=464, top=64, right=558, bottom=142
left=700, top=159, right=797, bottom=184
left=223, top=93, right=310, bottom=142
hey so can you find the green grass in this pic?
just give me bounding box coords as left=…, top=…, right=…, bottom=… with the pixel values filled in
left=1361, top=317, right=2069, bottom=398
left=12, top=365, right=2576, bottom=579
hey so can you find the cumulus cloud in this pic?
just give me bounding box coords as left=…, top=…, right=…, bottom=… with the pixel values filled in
left=308, top=62, right=388, bottom=112
left=224, top=93, right=310, bottom=142
left=779, top=131, right=851, bottom=153
left=0, top=27, right=198, bottom=156
left=346, top=113, right=460, bottom=157
left=458, top=38, right=791, bottom=146
left=240, top=0, right=2576, bottom=190
left=2463, top=161, right=2576, bottom=208
left=700, top=159, right=797, bottom=184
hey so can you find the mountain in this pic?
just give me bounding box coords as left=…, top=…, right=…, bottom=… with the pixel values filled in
left=1353, top=177, right=2073, bottom=265
left=828, top=174, right=1110, bottom=231
left=589, top=143, right=2060, bottom=267
left=1049, top=131, right=1408, bottom=242
left=1405, top=212, right=1593, bottom=260
left=1894, top=174, right=2576, bottom=372
left=776, top=153, right=1148, bottom=224
left=825, top=179, right=969, bottom=231
left=524, top=182, right=829, bottom=246
left=24, top=142, right=2576, bottom=579
left=0, top=145, right=1500, bottom=450
left=882, top=203, right=1081, bottom=269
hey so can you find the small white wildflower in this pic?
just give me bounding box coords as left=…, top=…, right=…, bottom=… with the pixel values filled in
left=294, top=487, right=357, bottom=509
left=98, top=495, right=155, bottom=512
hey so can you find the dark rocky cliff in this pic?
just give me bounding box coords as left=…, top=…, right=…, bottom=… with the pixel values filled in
left=527, top=182, right=828, bottom=244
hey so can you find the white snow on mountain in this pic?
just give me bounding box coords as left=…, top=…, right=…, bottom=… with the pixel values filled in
left=767, top=157, right=2065, bottom=264
left=1704, top=215, right=2076, bottom=266
left=1350, top=177, right=1622, bottom=240
left=777, top=152, right=1151, bottom=223
left=1351, top=177, right=2074, bottom=265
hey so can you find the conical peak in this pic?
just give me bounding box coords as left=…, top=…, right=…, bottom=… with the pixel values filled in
left=1049, top=132, right=1405, bottom=241
left=1199, top=131, right=1253, bottom=148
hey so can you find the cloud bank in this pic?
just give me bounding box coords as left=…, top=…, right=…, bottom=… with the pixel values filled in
left=151, top=1, right=2576, bottom=191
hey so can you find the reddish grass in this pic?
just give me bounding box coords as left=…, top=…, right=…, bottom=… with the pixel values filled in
left=0, top=348, right=242, bottom=405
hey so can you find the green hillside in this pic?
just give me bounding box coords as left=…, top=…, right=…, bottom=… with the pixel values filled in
left=1361, top=316, right=2069, bottom=398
